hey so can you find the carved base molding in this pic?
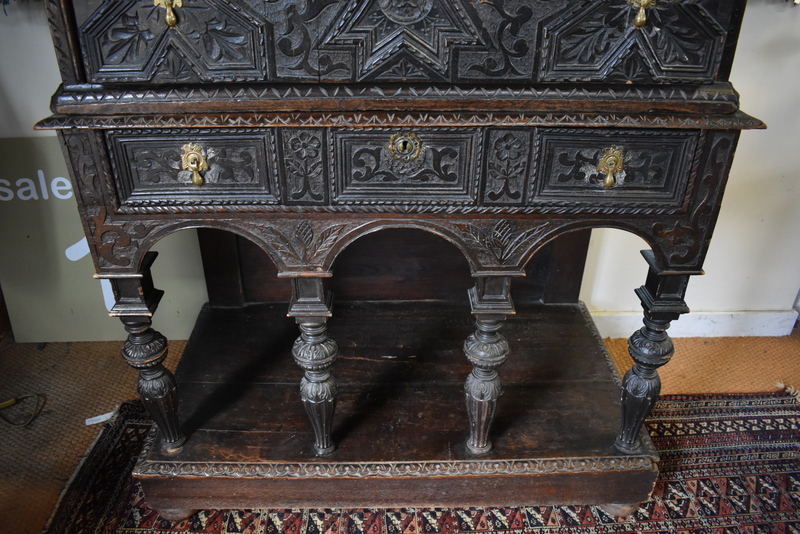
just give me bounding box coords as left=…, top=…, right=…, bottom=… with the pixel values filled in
left=134, top=300, right=657, bottom=513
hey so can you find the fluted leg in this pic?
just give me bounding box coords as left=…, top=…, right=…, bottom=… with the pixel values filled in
left=615, top=317, right=673, bottom=453
left=463, top=277, right=514, bottom=455
left=106, top=252, right=185, bottom=451
left=288, top=277, right=338, bottom=455
left=121, top=316, right=185, bottom=449
left=615, top=251, right=695, bottom=454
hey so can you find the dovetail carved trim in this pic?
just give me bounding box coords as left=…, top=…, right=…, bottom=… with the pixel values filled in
left=38, top=112, right=764, bottom=131
left=51, top=84, right=742, bottom=113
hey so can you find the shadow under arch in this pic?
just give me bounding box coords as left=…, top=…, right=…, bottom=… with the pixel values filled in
left=326, top=227, right=473, bottom=302
left=516, top=221, right=663, bottom=279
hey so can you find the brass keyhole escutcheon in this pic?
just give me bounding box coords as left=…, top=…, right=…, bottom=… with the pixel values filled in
left=597, top=147, right=624, bottom=189
left=389, top=132, right=423, bottom=162
left=155, top=0, right=183, bottom=28
left=628, top=0, right=655, bottom=28
left=181, top=143, right=209, bottom=187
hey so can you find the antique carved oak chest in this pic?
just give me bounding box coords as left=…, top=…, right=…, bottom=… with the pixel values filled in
left=40, top=0, right=761, bottom=518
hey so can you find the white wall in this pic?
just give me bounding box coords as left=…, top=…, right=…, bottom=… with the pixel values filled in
left=581, top=1, right=800, bottom=337
left=0, top=2, right=798, bottom=340
left=0, top=3, right=208, bottom=342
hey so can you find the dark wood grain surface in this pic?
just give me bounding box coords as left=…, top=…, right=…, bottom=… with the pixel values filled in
left=136, top=301, right=657, bottom=510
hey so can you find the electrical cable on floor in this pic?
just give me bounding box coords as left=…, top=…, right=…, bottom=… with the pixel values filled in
left=0, top=393, right=45, bottom=427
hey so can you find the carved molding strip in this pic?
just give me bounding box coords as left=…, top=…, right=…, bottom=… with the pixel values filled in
left=37, top=112, right=765, bottom=131
left=52, top=83, right=741, bottom=109
left=134, top=422, right=654, bottom=479
left=135, top=456, right=655, bottom=478
left=114, top=202, right=691, bottom=216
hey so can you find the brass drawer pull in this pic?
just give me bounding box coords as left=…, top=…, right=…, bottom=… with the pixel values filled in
left=629, top=0, right=655, bottom=28
left=597, top=147, right=624, bottom=189
left=154, top=0, right=182, bottom=28
left=181, top=143, right=209, bottom=187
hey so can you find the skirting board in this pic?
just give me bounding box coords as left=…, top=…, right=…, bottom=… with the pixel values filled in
left=590, top=309, right=799, bottom=339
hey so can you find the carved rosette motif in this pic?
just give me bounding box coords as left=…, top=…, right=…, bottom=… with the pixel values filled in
left=280, top=129, right=328, bottom=204
left=483, top=130, right=531, bottom=206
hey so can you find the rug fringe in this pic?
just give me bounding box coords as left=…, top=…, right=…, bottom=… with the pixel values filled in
left=775, top=381, right=800, bottom=402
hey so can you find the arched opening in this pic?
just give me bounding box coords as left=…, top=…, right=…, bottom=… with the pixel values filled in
left=578, top=227, right=656, bottom=337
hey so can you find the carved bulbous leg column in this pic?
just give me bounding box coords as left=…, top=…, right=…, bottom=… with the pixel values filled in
left=121, top=316, right=186, bottom=450
left=105, top=252, right=185, bottom=451
left=614, top=317, right=673, bottom=453
left=615, top=251, right=697, bottom=454
left=293, top=320, right=338, bottom=455
left=463, top=276, right=514, bottom=455
left=288, top=277, right=338, bottom=456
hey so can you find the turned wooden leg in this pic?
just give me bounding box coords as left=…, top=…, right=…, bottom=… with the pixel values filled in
left=615, top=317, right=673, bottom=453
left=615, top=251, right=695, bottom=454
left=463, top=276, right=514, bottom=455
left=288, top=277, right=338, bottom=456
left=106, top=252, right=185, bottom=451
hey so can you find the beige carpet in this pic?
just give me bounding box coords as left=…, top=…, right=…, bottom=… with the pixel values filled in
left=1, top=329, right=798, bottom=534
left=606, top=333, right=800, bottom=395
left=0, top=340, right=184, bottom=534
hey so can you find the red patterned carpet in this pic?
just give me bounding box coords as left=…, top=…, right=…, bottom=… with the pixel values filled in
left=44, top=394, right=800, bottom=534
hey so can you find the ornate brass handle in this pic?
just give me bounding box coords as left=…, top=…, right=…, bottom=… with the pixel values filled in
left=388, top=132, right=422, bottom=161
left=181, top=144, right=209, bottom=187
left=154, top=0, right=182, bottom=28
left=628, top=0, right=655, bottom=28
left=597, top=147, right=624, bottom=189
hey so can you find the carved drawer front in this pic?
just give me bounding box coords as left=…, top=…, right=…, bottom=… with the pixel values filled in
left=69, top=0, right=744, bottom=85
left=538, top=1, right=737, bottom=84
left=533, top=129, right=699, bottom=206
left=107, top=129, right=277, bottom=210
left=331, top=129, right=480, bottom=204
left=77, top=0, right=267, bottom=84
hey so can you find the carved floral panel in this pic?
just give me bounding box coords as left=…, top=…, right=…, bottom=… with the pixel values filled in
left=538, top=0, right=733, bottom=83
left=72, top=0, right=742, bottom=85
left=79, top=0, right=266, bottom=83
left=278, top=129, right=329, bottom=205
left=482, top=129, right=533, bottom=206
left=332, top=128, right=479, bottom=203
left=106, top=129, right=277, bottom=210
left=534, top=128, right=699, bottom=206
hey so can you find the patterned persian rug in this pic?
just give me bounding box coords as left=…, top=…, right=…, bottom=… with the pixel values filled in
left=45, top=394, right=800, bottom=534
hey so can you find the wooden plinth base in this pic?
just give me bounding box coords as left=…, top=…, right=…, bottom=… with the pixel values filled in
left=134, top=301, right=657, bottom=514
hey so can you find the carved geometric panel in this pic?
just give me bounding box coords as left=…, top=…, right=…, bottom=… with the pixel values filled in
left=533, top=128, right=699, bottom=206
left=73, top=0, right=557, bottom=84
left=332, top=128, right=479, bottom=203
left=538, top=0, right=729, bottom=83
left=72, top=0, right=740, bottom=85
left=107, top=129, right=277, bottom=210
left=79, top=0, right=266, bottom=83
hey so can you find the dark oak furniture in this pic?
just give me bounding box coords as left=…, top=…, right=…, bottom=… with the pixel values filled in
left=40, top=0, right=761, bottom=519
